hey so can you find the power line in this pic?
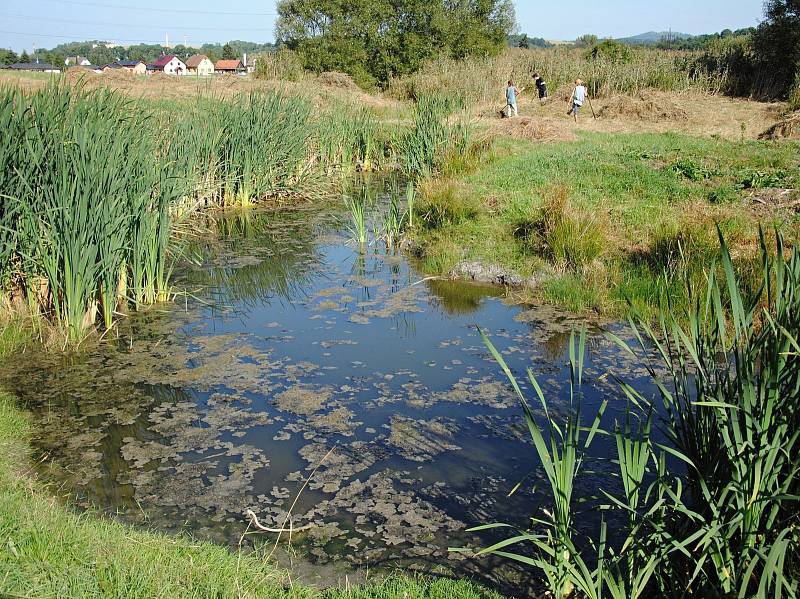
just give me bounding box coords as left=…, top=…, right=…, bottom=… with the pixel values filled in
left=38, top=0, right=278, bottom=17
left=0, top=13, right=274, bottom=32
left=0, top=28, right=249, bottom=45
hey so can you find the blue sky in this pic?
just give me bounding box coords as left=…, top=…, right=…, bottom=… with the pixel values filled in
left=1, top=0, right=765, bottom=53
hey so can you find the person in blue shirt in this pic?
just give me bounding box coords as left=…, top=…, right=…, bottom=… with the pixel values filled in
left=506, top=80, right=520, bottom=117
left=569, top=79, right=588, bottom=122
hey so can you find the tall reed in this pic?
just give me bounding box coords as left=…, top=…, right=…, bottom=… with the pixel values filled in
left=390, top=47, right=727, bottom=106
left=1, top=84, right=178, bottom=340
left=466, top=231, right=799, bottom=598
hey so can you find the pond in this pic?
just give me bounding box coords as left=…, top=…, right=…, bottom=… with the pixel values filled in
left=0, top=185, right=661, bottom=594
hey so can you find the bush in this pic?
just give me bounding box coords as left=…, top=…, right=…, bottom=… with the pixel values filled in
left=790, top=73, right=800, bottom=111
left=586, top=39, right=632, bottom=64
left=254, top=48, right=306, bottom=81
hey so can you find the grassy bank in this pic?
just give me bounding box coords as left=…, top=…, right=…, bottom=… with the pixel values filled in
left=410, top=131, right=799, bottom=318
left=0, top=390, right=501, bottom=598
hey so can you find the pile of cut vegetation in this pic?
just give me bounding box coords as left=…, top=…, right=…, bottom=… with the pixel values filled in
left=496, top=117, right=576, bottom=142
left=317, top=71, right=360, bottom=91
left=598, top=92, right=689, bottom=122
left=759, top=110, right=800, bottom=139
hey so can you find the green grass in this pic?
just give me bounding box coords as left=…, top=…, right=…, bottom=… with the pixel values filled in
left=410, top=131, right=800, bottom=317
left=0, top=390, right=501, bottom=598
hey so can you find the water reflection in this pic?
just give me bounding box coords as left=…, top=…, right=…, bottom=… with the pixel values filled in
left=0, top=196, right=658, bottom=594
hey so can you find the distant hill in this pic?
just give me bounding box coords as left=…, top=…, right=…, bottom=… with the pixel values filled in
left=616, top=31, right=694, bottom=45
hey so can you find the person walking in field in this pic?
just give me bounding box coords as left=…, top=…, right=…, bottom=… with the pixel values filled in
left=569, top=79, right=588, bottom=122
left=506, top=80, right=520, bottom=117
left=533, top=73, right=548, bottom=103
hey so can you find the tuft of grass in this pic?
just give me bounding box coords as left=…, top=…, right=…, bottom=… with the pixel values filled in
left=528, top=188, right=608, bottom=271
left=416, top=180, right=481, bottom=229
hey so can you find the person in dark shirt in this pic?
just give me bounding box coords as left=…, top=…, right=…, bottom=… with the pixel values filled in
left=533, top=73, right=548, bottom=104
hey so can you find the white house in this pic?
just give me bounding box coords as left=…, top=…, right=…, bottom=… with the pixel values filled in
left=148, top=54, right=187, bottom=75
left=65, top=56, right=91, bottom=66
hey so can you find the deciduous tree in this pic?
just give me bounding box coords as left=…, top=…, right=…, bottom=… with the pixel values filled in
left=752, top=0, right=800, bottom=97
left=276, top=0, right=515, bottom=87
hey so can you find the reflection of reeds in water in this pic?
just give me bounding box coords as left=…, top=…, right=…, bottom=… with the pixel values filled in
left=183, top=211, right=318, bottom=310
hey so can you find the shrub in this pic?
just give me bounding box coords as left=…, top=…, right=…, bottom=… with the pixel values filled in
left=789, top=73, right=800, bottom=111
left=254, top=48, right=306, bottom=81
left=587, top=39, right=632, bottom=64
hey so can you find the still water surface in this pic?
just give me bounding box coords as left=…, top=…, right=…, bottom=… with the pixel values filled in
left=1, top=195, right=659, bottom=593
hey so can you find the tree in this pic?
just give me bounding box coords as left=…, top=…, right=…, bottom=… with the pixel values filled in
left=0, top=49, right=18, bottom=65
left=587, top=38, right=632, bottom=63
left=574, top=34, right=598, bottom=48
left=276, top=0, right=516, bottom=88
left=752, top=0, right=800, bottom=98
left=222, top=43, right=235, bottom=59
left=20, top=50, right=29, bottom=62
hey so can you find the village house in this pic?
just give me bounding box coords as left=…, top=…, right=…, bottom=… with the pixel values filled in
left=185, top=54, right=214, bottom=76
left=5, top=62, right=61, bottom=73
left=102, top=60, right=147, bottom=75
left=64, top=56, right=91, bottom=66
left=243, top=52, right=257, bottom=74
left=214, top=59, right=243, bottom=74
left=147, top=54, right=187, bottom=75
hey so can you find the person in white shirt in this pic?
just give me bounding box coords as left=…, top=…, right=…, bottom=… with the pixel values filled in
left=569, top=79, right=588, bottom=122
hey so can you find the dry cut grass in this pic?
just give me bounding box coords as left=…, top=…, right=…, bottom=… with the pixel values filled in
left=486, top=90, right=786, bottom=142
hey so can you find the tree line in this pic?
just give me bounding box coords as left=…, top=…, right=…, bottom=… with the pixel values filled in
left=0, top=40, right=274, bottom=68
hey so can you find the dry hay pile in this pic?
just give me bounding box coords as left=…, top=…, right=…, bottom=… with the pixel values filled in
left=317, top=71, right=360, bottom=91
left=496, top=116, right=576, bottom=142
left=598, top=92, right=689, bottom=122
left=759, top=111, right=800, bottom=140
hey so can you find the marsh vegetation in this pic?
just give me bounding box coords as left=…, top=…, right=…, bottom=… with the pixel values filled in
left=0, top=9, right=798, bottom=595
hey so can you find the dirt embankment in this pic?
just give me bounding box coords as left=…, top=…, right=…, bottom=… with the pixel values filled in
left=759, top=110, right=800, bottom=140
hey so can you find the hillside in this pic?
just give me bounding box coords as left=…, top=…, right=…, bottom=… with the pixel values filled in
left=616, top=31, right=694, bottom=45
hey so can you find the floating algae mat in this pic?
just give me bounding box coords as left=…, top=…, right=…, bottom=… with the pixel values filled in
left=0, top=197, right=660, bottom=592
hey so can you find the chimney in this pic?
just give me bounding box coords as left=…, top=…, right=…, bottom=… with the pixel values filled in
left=243, top=52, right=247, bottom=68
